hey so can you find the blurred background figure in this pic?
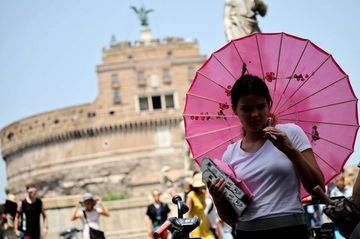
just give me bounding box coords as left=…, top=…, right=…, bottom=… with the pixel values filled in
left=14, top=183, right=48, bottom=239
left=326, top=168, right=354, bottom=197
left=216, top=217, right=234, bottom=239
left=186, top=172, right=215, bottom=239
left=304, top=204, right=323, bottom=229
left=349, top=161, right=360, bottom=239
left=70, top=193, right=110, bottom=239
left=182, top=178, right=192, bottom=203
left=160, top=165, right=174, bottom=193
left=223, top=0, right=267, bottom=41
left=1, top=187, right=17, bottom=239
left=145, top=189, right=171, bottom=239
left=330, top=174, right=353, bottom=198
left=205, top=193, right=219, bottom=239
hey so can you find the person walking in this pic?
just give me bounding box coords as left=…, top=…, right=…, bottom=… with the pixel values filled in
left=205, top=195, right=219, bottom=239
left=1, top=189, right=17, bottom=239
left=216, top=217, right=234, bottom=239
left=70, top=193, right=110, bottom=239
left=207, top=74, right=325, bottom=239
left=186, top=173, right=216, bottom=239
left=330, top=173, right=353, bottom=198
left=14, top=184, right=48, bottom=239
left=349, top=161, right=360, bottom=239
left=145, top=189, right=171, bottom=239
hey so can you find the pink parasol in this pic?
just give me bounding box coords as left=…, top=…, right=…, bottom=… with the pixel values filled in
left=183, top=32, right=359, bottom=198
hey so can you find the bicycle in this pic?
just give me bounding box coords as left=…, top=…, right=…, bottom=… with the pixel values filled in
left=303, top=194, right=346, bottom=239
left=154, top=189, right=201, bottom=239
left=59, top=227, right=82, bottom=239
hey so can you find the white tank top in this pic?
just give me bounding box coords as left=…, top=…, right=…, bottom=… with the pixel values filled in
left=222, top=123, right=311, bottom=221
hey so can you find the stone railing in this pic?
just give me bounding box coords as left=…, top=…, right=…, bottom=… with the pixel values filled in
left=43, top=194, right=178, bottom=239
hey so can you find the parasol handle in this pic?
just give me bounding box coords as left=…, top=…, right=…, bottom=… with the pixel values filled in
left=313, top=185, right=332, bottom=205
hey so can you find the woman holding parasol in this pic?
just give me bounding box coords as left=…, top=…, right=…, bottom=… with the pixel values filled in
left=207, top=74, right=325, bottom=238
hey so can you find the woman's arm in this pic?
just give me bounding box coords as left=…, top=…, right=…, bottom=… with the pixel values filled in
left=96, top=198, right=110, bottom=217
left=290, top=148, right=325, bottom=194
left=13, top=201, right=22, bottom=236
left=41, top=202, right=48, bottom=236
left=353, top=170, right=360, bottom=208
left=145, top=215, right=153, bottom=236
left=70, top=200, right=81, bottom=221
left=185, top=194, right=193, bottom=218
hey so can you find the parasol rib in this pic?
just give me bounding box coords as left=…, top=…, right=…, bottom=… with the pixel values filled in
left=276, top=54, right=332, bottom=114
left=273, top=39, right=310, bottom=113
left=185, top=123, right=241, bottom=139
left=277, top=99, right=358, bottom=119
left=196, top=71, right=232, bottom=91
left=231, top=40, right=248, bottom=76
left=276, top=74, right=347, bottom=116
left=283, top=118, right=359, bottom=128
left=255, top=34, right=265, bottom=79
left=183, top=113, right=237, bottom=119
left=186, top=92, right=232, bottom=106
left=273, top=33, right=284, bottom=100
left=312, top=150, right=342, bottom=175
left=191, top=132, right=242, bottom=161
left=211, top=54, right=237, bottom=81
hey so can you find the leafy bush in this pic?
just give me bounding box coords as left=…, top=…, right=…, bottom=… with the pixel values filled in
left=102, top=191, right=129, bottom=201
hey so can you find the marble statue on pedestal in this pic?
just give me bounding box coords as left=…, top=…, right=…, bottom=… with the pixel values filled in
left=224, top=0, right=267, bottom=41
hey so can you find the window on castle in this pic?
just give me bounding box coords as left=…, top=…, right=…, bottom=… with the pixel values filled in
left=139, top=97, right=149, bottom=111
left=152, top=96, right=161, bottom=110
left=188, top=66, right=195, bottom=76
left=137, top=93, right=175, bottom=112
left=114, top=90, right=121, bottom=104
left=7, top=133, right=14, bottom=140
left=165, top=94, right=175, bottom=109
left=111, top=74, right=119, bottom=84
left=163, top=68, right=170, bottom=78
left=138, top=71, right=145, bottom=80
left=88, top=112, right=96, bottom=118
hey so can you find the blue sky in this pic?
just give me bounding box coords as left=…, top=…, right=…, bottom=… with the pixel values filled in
left=1, top=0, right=359, bottom=202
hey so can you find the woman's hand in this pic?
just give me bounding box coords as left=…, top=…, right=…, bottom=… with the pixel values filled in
left=206, top=178, right=227, bottom=203
left=95, top=197, right=102, bottom=204
left=43, top=227, right=48, bottom=236
left=206, top=177, right=239, bottom=226
left=263, top=126, right=297, bottom=157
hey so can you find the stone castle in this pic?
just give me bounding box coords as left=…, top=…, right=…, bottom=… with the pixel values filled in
left=0, top=25, right=207, bottom=199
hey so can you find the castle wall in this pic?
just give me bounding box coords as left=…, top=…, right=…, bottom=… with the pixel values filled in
left=5, top=117, right=186, bottom=198
left=1, top=37, right=206, bottom=199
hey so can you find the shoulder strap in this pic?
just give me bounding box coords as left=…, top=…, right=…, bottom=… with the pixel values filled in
left=82, top=211, right=88, bottom=224
left=208, top=198, right=214, bottom=214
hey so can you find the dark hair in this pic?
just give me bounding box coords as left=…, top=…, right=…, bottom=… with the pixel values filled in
left=26, top=183, right=36, bottom=190
left=231, top=74, right=273, bottom=109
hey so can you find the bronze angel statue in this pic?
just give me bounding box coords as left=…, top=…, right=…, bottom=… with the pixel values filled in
left=130, top=5, right=154, bottom=27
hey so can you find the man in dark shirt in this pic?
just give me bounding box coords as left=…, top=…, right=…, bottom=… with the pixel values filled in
left=14, top=184, right=48, bottom=239
left=145, top=189, right=171, bottom=239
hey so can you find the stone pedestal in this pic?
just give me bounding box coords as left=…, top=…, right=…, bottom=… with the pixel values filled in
left=141, top=27, right=152, bottom=46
